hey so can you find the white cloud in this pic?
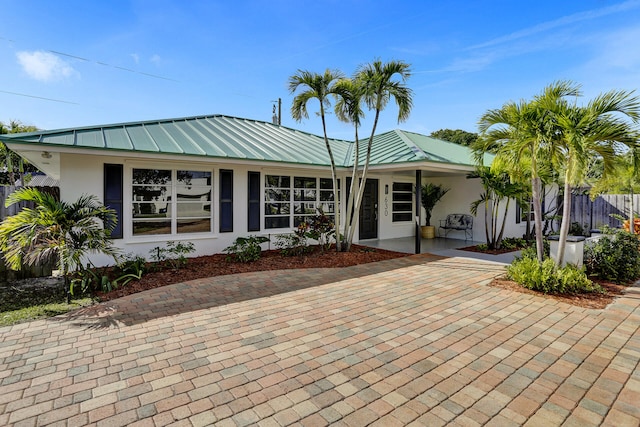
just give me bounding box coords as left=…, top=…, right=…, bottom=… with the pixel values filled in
left=16, top=50, right=78, bottom=82
left=150, top=54, right=161, bottom=65
left=130, top=53, right=140, bottom=64
left=468, top=0, right=640, bottom=51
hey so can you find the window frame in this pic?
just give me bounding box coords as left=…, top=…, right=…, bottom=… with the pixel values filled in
left=391, top=181, right=414, bottom=223
left=125, top=163, right=215, bottom=239
left=516, top=199, right=535, bottom=224
left=264, top=173, right=338, bottom=230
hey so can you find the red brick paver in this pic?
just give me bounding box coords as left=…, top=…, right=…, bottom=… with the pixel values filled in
left=1, top=254, right=639, bottom=426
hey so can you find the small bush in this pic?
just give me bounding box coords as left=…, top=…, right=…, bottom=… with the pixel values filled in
left=306, top=208, right=335, bottom=252
left=519, top=238, right=550, bottom=259
left=501, top=237, right=527, bottom=250
left=150, top=241, right=195, bottom=269
left=115, top=253, right=147, bottom=277
left=569, top=222, right=588, bottom=236
left=224, top=236, right=270, bottom=262
left=507, top=253, right=602, bottom=294
left=275, top=229, right=311, bottom=257
left=585, top=230, right=640, bottom=283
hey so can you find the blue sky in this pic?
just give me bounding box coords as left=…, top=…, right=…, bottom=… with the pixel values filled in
left=2, top=0, right=640, bottom=140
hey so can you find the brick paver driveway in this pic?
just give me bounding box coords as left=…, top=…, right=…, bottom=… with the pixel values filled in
left=1, top=254, right=639, bottom=426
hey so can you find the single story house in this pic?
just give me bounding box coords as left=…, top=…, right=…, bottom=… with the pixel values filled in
left=0, top=114, right=540, bottom=265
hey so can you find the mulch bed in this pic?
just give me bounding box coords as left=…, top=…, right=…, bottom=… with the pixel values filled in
left=97, top=245, right=410, bottom=302
left=489, top=276, right=630, bottom=309
left=460, top=245, right=523, bottom=255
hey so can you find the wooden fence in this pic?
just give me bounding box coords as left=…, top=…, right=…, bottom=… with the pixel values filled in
left=570, top=193, right=638, bottom=231
left=0, top=185, right=59, bottom=281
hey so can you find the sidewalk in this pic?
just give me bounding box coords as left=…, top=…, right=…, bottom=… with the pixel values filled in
left=1, top=254, right=639, bottom=426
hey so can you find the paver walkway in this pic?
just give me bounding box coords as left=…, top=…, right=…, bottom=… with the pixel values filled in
left=1, top=254, right=639, bottom=427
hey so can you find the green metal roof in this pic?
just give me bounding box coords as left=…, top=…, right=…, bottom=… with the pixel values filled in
left=0, top=114, right=486, bottom=168
left=349, top=130, right=491, bottom=167
left=0, top=115, right=353, bottom=167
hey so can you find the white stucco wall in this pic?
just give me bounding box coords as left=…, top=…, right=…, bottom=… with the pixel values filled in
left=59, top=151, right=557, bottom=266
left=61, top=153, right=382, bottom=266
left=424, top=175, right=560, bottom=243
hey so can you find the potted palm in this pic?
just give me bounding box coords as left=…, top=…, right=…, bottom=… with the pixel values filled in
left=421, top=183, right=449, bottom=238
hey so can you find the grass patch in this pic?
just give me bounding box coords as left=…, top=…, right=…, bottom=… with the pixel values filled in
left=0, top=278, right=94, bottom=327
left=1, top=299, right=94, bottom=327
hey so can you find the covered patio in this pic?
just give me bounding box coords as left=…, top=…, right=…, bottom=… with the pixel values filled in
left=361, top=236, right=519, bottom=265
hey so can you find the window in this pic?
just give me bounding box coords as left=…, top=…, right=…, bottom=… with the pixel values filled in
left=264, top=175, right=337, bottom=229
left=132, top=168, right=212, bottom=236
left=516, top=199, right=535, bottom=224
left=392, top=182, right=413, bottom=222
left=104, top=164, right=123, bottom=239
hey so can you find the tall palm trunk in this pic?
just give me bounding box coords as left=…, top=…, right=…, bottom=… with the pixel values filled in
left=630, top=187, right=635, bottom=234
left=347, top=108, right=381, bottom=248
left=532, top=175, right=545, bottom=262
left=556, top=177, right=572, bottom=266
left=496, top=199, right=511, bottom=250
left=319, top=107, right=341, bottom=252
left=343, top=126, right=360, bottom=251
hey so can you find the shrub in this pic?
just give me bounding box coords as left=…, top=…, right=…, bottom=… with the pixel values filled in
left=70, top=253, right=148, bottom=296
left=569, top=222, right=588, bottom=236
left=519, top=238, right=550, bottom=260
left=275, top=223, right=311, bottom=256
left=306, top=208, right=335, bottom=251
left=507, top=252, right=602, bottom=294
left=150, top=241, right=195, bottom=269
left=585, top=230, right=640, bottom=283
left=224, top=236, right=270, bottom=262
left=501, top=237, right=527, bottom=250
left=115, top=253, right=147, bottom=277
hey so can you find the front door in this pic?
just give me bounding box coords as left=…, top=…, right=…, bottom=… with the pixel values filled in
left=359, top=179, right=379, bottom=239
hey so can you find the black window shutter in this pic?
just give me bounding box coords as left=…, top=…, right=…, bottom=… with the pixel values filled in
left=104, top=164, right=123, bottom=239
left=219, top=169, right=233, bottom=232
left=248, top=172, right=260, bottom=231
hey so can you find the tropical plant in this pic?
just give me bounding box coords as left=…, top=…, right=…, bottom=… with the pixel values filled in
left=224, top=235, right=270, bottom=263
left=507, top=252, right=602, bottom=294
left=333, top=77, right=365, bottom=250
left=306, top=207, right=336, bottom=251
left=275, top=222, right=310, bottom=257
left=0, top=120, right=40, bottom=185
left=0, top=188, right=120, bottom=300
left=335, top=59, right=413, bottom=250
left=545, top=86, right=640, bottom=265
left=421, top=183, right=449, bottom=226
left=476, top=81, right=583, bottom=262
left=149, top=241, right=195, bottom=269
left=289, top=69, right=345, bottom=251
left=584, top=230, right=640, bottom=283
left=468, top=167, right=528, bottom=249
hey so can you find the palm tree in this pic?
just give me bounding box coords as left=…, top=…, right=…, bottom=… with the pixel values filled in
left=468, top=167, right=528, bottom=249
left=476, top=81, right=581, bottom=261
left=0, top=120, right=39, bottom=185
left=421, top=183, right=449, bottom=227
left=341, top=59, right=413, bottom=250
left=0, top=188, right=120, bottom=298
left=548, top=89, right=640, bottom=264
left=332, top=77, right=365, bottom=250
left=289, top=69, right=345, bottom=251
